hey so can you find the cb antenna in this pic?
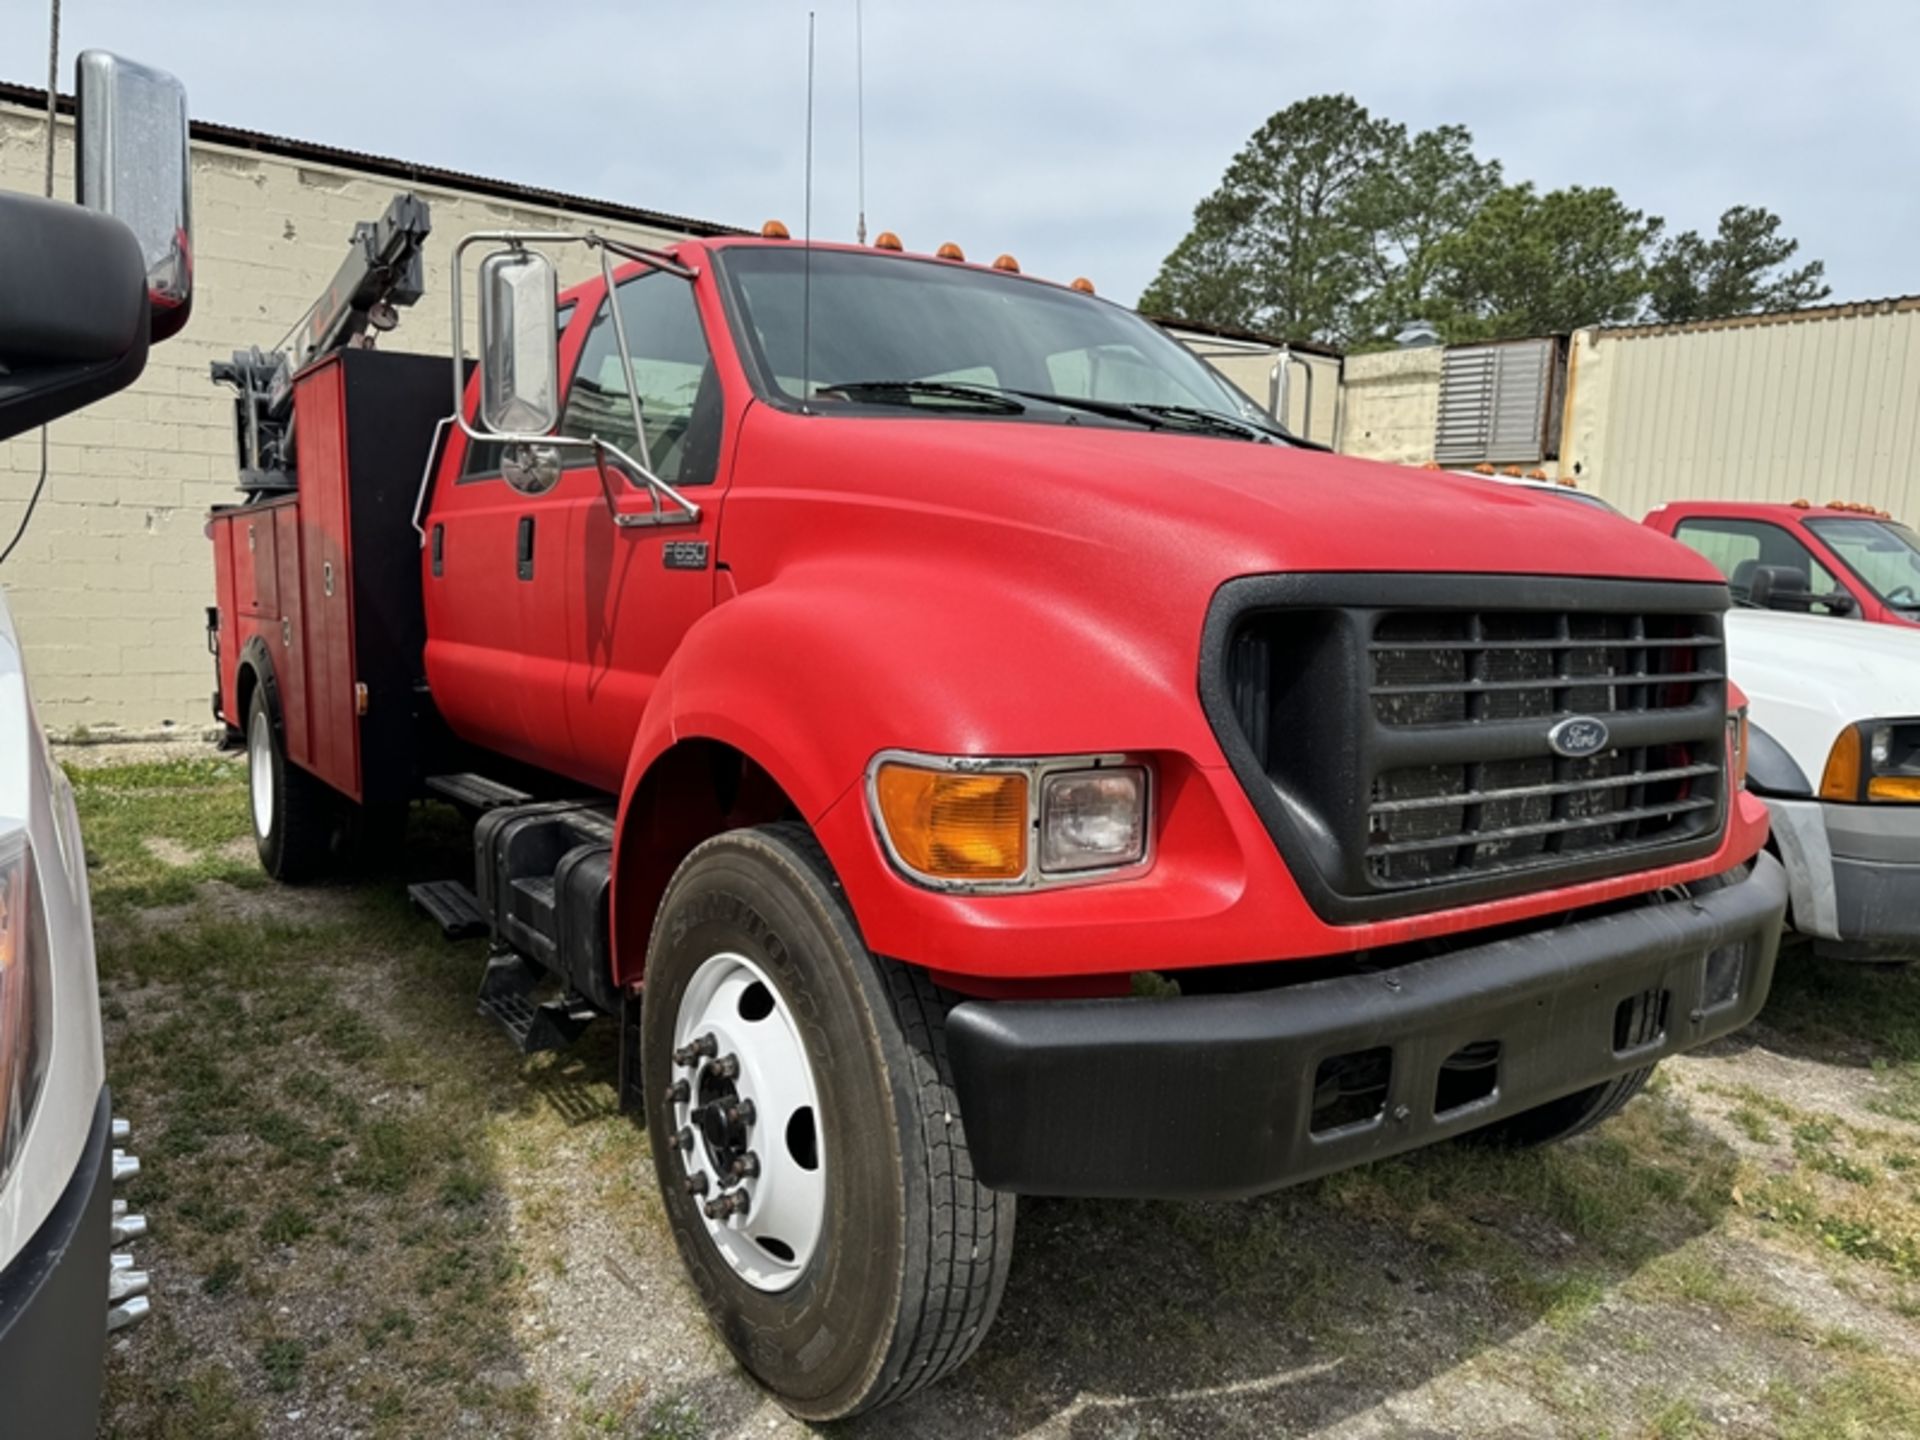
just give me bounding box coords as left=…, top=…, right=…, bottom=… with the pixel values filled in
left=801, top=10, right=816, bottom=413
left=855, top=0, right=867, bottom=246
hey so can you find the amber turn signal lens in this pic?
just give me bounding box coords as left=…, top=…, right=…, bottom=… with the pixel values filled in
left=874, top=764, right=1027, bottom=881
left=1821, top=725, right=1862, bottom=800
left=1869, top=775, right=1920, bottom=802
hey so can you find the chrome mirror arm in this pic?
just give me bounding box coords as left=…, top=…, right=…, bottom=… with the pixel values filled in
left=590, top=438, right=702, bottom=529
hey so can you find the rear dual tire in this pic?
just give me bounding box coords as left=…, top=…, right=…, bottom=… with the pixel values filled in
left=246, top=686, right=405, bottom=882
left=642, top=823, right=1015, bottom=1421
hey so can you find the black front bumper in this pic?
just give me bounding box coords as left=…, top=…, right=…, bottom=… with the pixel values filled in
left=0, top=1087, right=112, bottom=1440
left=947, top=857, right=1787, bottom=1199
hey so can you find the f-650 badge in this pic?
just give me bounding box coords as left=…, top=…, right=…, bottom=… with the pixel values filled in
left=1547, top=715, right=1610, bottom=758
left=663, top=541, right=710, bottom=571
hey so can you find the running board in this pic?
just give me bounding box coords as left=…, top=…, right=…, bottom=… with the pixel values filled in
left=408, top=880, right=490, bottom=940
left=426, top=773, right=533, bottom=812
left=476, top=949, right=595, bottom=1055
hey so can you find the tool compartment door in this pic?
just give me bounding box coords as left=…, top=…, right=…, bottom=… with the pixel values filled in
left=293, top=358, right=360, bottom=801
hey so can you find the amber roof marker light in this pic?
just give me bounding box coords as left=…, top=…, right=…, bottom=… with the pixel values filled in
left=936, top=242, right=966, bottom=261
left=761, top=219, right=791, bottom=240
left=874, top=231, right=903, bottom=251
left=992, top=254, right=1021, bottom=273
left=1070, top=277, right=1096, bottom=294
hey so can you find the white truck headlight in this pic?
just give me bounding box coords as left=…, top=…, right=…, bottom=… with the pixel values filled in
left=1039, top=767, right=1149, bottom=874
left=0, top=831, right=47, bottom=1197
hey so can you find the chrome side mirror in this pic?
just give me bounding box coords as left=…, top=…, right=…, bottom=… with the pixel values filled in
left=75, top=51, right=192, bottom=345
left=478, top=249, right=560, bottom=437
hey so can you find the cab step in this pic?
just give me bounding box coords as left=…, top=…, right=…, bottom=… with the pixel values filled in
left=426, top=773, right=533, bottom=812
left=476, top=949, right=595, bottom=1054
left=407, top=879, right=490, bottom=940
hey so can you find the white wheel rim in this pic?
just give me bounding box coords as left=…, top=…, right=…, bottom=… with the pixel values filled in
left=249, top=716, right=274, bottom=839
left=670, top=951, right=826, bottom=1293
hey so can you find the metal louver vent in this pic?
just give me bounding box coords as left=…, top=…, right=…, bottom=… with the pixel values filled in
left=1435, top=339, right=1557, bottom=465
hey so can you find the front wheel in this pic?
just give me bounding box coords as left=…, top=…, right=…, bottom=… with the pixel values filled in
left=642, top=823, right=1015, bottom=1421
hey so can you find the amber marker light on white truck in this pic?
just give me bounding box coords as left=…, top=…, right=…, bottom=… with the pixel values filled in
left=1819, top=720, right=1920, bottom=802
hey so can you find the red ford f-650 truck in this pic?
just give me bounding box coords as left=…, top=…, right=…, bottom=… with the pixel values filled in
left=205, top=203, right=1787, bottom=1419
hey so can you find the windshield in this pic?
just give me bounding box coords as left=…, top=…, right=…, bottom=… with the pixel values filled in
left=716, top=246, right=1268, bottom=428
left=1806, top=517, right=1920, bottom=610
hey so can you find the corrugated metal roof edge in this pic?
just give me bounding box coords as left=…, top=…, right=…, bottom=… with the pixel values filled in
left=1600, top=293, right=1920, bottom=342
left=0, top=79, right=746, bottom=240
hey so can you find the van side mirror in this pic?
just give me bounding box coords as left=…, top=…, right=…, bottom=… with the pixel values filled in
left=0, top=51, right=189, bottom=443
left=76, top=51, right=193, bottom=345
left=1747, top=564, right=1814, bottom=613
left=477, top=249, right=560, bottom=437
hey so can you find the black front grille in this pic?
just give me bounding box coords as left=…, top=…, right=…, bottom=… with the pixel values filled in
left=1363, top=608, right=1722, bottom=888
left=1200, top=575, right=1731, bottom=924
left=1370, top=611, right=1718, bottom=728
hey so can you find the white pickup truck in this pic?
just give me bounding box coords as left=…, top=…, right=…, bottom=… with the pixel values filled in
left=0, top=51, right=190, bottom=1437
left=1727, top=608, right=1920, bottom=961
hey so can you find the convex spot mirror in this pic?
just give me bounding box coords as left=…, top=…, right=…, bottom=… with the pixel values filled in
left=478, top=248, right=560, bottom=441
left=76, top=50, right=193, bottom=344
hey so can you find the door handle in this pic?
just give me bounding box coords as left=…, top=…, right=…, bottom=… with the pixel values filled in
left=516, top=516, right=534, bottom=582
left=431, top=524, right=444, bottom=578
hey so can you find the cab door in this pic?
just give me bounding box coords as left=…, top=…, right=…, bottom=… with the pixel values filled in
left=422, top=303, right=586, bottom=777
left=552, top=269, right=733, bottom=793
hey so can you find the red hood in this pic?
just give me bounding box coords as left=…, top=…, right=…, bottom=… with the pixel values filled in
left=741, top=410, right=1727, bottom=588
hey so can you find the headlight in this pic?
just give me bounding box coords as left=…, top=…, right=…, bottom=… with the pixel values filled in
left=869, top=753, right=1151, bottom=890
left=1819, top=719, right=1920, bottom=803
left=1039, top=768, right=1148, bottom=873
left=1727, top=705, right=1750, bottom=791
left=0, top=831, right=47, bottom=1197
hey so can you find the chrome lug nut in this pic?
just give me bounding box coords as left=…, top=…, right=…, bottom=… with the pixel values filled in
left=111, top=1150, right=140, bottom=1184
left=111, top=1213, right=147, bottom=1245
left=108, top=1296, right=151, bottom=1334
left=108, top=1267, right=149, bottom=1303
left=672, top=1034, right=718, bottom=1067
left=728, top=1151, right=761, bottom=1181
left=703, top=1190, right=751, bottom=1222
left=666, top=1079, right=690, bottom=1105
left=684, top=1172, right=709, bottom=1197
left=725, top=1099, right=756, bottom=1128
left=710, top=1053, right=741, bottom=1081
left=111, top=1116, right=131, bottom=1143
left=675, top=1126, right=695, bottom=1153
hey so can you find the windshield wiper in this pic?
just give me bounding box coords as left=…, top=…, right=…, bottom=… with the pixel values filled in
left=819, top=379, right=1171, bottom=429
left=1132, top=403, right=1324, bottom=447
left=814, top=379, right=1025, bottom=413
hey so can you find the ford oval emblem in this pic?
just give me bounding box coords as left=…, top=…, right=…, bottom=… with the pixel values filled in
left=1548, top=716, right=1610, bottom=758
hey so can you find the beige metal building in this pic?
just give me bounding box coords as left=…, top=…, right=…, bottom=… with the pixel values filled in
left=1330, top=301, right=1920, bottom=523
left=0, top=83, right=733, bottom=737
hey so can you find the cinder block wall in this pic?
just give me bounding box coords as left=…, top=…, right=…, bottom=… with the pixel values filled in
left=0, top=101, right=710, bottom=736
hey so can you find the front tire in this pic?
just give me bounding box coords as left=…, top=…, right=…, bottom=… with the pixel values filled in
left=642, top=823, right=1015, bottom=1420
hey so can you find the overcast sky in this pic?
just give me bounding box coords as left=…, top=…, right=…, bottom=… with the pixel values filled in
left=8, top=1, right=1916, bottom=310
